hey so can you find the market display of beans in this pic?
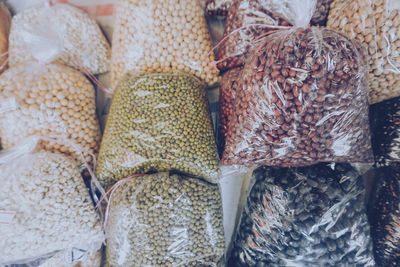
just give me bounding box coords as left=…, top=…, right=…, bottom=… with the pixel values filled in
left=229, top=164, right=375, bottom=266
left=3, top=0, right=400, bottom=265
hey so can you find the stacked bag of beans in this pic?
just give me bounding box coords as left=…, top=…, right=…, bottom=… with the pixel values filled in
left=98, top=0, right=225, bottom=265
left=0, top=2, right=111, bottom=266
left=217, top=0, right=376, bottom=265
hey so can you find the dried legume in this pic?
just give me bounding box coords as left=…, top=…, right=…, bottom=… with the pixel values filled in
left=105, top=172, right=225, bottom=267
left=97, top=73, right=220, bottom=186
left=0, top=150, right=103, bottom=265
left=9, top=4, right=110, bottom=74
left=230, top=163, right=375, bottom=266
left=369, top=166, right=400, bottom=267
left=222, top=27, right=373, bottom=166
left=311, top=0, right=334, bottom=26
left=370, top=97, right=400, bottom=167
left=111, top=0, right=219, bottom=88
left=328, top=0, right=400, bottom=104
left=0, top=62, right=101, bottom=163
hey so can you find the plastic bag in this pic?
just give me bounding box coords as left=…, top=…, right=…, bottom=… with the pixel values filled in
left=369, top=96, right=400, bottom=167
left=111, top=0, right=220, bottom=88
left=310, top=0, right=333, bottom=26
left=369, top=166, right=400, bottom=267
left=0, top=2, right=11, bottom=74
left=105, top=172, right=225, bottom=267
left=229, top=163, right=375, bottom=266
left=38, top=248, right=103, bottom=267
left=222, top=1, right=373, bottom=166
left=216, top=0, right=291, bottom=71
left=328, top=0, right=400, bottom=104
left=206, top=0, right=232, bottom=16
left=220, top=67, right=242, bottom=143
left=96, top=73, right=220, bottom=187
left=0, top=139, right=104, bottom=266
left=0, top=61, right=101, bottom=163
left=8, top=3, right=110, bottom=74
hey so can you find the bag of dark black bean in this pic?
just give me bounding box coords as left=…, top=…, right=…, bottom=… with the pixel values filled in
left=368, top=165, right=400, bottom=267
left=222, top=0, right=373, bottom=166
left=370, top=97, right=400, bottom=167
left=229, top=163, right=375, bottom=266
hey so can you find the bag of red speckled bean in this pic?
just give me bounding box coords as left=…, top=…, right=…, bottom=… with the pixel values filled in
left=222, top=0, right=373, bottom=167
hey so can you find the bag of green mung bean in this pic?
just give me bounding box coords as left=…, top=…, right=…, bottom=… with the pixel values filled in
left=96, top=72, right=220, bottom=187
left=105, top=172, right=225, bottom=267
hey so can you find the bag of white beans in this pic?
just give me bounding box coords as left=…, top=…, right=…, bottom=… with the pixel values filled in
left=0, top=61, right=102, bottom=163
left=0, top=138, right=104, bottom=266
left=111, top=0, right=220, bottom=89
left=8, top=3, right=111, bottom=74
left=328, top=0, right=400, bottom=104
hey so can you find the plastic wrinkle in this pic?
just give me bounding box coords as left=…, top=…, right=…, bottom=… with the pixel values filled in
left=205, top=0, right=232, bottom=16
left=230, top=163, right=375, bottom=266
left=8, top=3, right=111, bottom=74
left=222, top=27, right=373, bottom=166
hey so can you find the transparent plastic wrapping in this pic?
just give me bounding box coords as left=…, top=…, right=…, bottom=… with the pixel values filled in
left=0, top=2, right=11, bottom=74
left=38, top=248, right=102, bottom=267
left=0, top=62, right=101, bottom=163
left=96, top=73, right=220, bottom=187
left=0, top=139, right=104, bottom=266
left=216, top=0, right=290, bottom=71
left=230, top=163, right=375, bottom=266
left=220, top=67, right=242, bottom=143
left=105, top=172, right=225, bottom=267
left=369, top=165, right=400, bottom=267
left=370, top=96, right=400, bottom=167
left=328, top=0, right=400, bottom=104
left=222, top=27, right=373, bottom=166
left=8, top=3, right=110, bottom=74
left=310, top=0, right=334, bottom=26
left=111, top=0, right=220, bottom=88
left=206, top=0, right=232, bottom=16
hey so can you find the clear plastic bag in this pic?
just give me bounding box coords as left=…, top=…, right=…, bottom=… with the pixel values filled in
left=229, top=163, right=375, bottom=266
left=220, top=67, right=242, bottom=143
left=369, top=165, right=400, bottom=267
left=328, top=0, right=400, bottom=104
left=0, top=138, right=104, bottom=266
left=206, top=0, right=232, bottom=16
left=0, top=61, right=101, bottom=163
left=370, top=96, right=400, bottom=167
left=222, top=4, right=373, bottom=166
left=8, top=3, right=110, bottom=74
left=0, top=2, right=11, bottom=74
left=216, top=0, right=291, bottom=71
left=111, top=0, right=220, bottom=88
left=105, top=172, right=225, bottom=267
left=96, top=72, right=220, bottom=187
